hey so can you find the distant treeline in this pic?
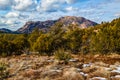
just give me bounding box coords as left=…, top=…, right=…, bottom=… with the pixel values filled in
left=0, top=18, right=120, bottom=56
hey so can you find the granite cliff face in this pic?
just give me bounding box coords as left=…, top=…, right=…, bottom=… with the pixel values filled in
left=16, top=16, right=98, bottom=33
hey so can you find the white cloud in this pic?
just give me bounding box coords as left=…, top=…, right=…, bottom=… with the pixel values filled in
left=0, top=19, right=6, bottom=26
left=0, top=0, right=37, bottom=11
left=37, top=0, right=64, bottom=12
left=5, top=12, right=20, bottom=18
left=65, top=0, right=77, bottom=4
left=37, top=0, right=78, bottom=12
left=115, top=13, right=120, bottom=17
left=0, top=0, right=13, bottom=10
left=0, top=18, right=19, bottom=25
left=0, top=0, right=78, bottom=11
left=65, top=6, right=78, bottom=11
left=12, top=0, right=37, bottom=11
left=5, top=20, right=15, bottom=25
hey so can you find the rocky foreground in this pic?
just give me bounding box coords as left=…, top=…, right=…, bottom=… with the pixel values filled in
left=0, top=54, right=120, bottom=80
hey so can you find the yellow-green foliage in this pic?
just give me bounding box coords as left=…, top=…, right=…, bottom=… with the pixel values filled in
left=0, top=63, right=9, bottom=79
left=1, top=18, right=120, bottom=56
left=54, top=49, right=71, bottom=61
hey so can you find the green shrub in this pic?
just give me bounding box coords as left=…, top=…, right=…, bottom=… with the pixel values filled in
left=0, top=63, right=9, bottom=79
left=54, top=49, right=71, bottom=61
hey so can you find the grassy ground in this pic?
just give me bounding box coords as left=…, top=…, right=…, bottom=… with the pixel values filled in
left=0, top=53, right=120, bottom=80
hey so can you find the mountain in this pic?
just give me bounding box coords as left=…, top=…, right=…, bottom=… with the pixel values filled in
left=17, top=16, right=98, bottom=33
left=0, top=28, right=13, bottom=33
left=57, top=16, right=97, bottom=28
left=16, top=20, right=57, bottom=33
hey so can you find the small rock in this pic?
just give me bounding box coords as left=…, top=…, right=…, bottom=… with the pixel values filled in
left=115, top=75, right=120, bottom=78
left=76, top=68, right=81, bottom=72
left=80, top=72, right=88, bottom=77
left=69, top=58, right=79, bottom=62
left=83, top=63, right=92, bottom=68
left=105, top=67, right=112, bottom=71
left=91, top=77, right=106, bottom=80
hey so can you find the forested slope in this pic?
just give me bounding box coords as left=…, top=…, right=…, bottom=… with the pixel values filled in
left=0, top=18, right=120, bottom=56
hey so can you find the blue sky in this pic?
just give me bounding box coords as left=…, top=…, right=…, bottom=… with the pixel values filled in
left=0, top=0, right=120, bottom=31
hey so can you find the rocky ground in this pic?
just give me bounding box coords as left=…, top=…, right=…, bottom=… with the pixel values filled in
left=0, top=54, right=120, bottom=80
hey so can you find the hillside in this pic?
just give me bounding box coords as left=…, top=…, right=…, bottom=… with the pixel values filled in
left=0, top=17, right=120, bottom=56
left=16, top=16, right=97, bottom=33
left=0, top=28, right=13, bottom=33
left=0, top=17, right=120, bottom=80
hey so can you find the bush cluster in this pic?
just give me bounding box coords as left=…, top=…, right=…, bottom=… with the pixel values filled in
left=0, top=18, right=120, bottom=56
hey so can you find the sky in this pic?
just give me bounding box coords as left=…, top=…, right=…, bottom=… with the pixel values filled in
left=0, top=0, right=120, bottom=31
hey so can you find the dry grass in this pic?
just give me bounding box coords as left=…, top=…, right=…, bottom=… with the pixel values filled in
left=88, top=69, right=110, bottom=78
left=0, top=54, right=119, bottom=80
left=76, top=53, right=120, bottom=64
left=82, top=66, right=97, bottom=73
left=110, top=72, right=120, bottom=76
left=62, top=73, right=84, bottom=80
left=22, top=69, right=41, bottom=79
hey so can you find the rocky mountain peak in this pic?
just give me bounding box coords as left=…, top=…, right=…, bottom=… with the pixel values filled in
left=16, top=16, right=98, bottom=33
